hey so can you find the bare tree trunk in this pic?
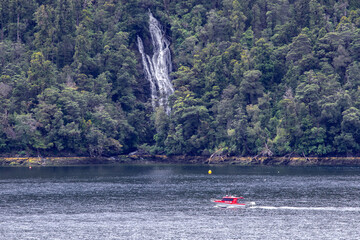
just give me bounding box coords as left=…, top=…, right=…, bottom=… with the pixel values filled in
left=254, top=143, right=273, bottom=158
left=208, top=148, right=224, bottom=163
left=163, top=0, right=169, bottom=12
left=17, top=13, right=20, bottom=43
left=83, top=0, right=88, bottom=9
left=302, top=152, right=309, bottom=161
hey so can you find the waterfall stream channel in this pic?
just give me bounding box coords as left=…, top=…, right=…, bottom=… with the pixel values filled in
left=137, top=12, right=174, bottom=114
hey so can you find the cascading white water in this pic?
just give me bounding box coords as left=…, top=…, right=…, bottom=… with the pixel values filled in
left=137, top=12, right=174, bottom=114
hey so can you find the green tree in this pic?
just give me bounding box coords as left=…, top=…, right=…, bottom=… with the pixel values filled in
left=286, top=33, right=313, bottom=67
left=153, top=107, right=170, bottom=152
left=28, top=52, right=56, bottom=98
left=252, top=38, right=275, bottom=89
left=8, top=0, right=38, bottom=43
left=239, top=70, right=263, bottom=105
left=34, top=5, right=56, bottom=61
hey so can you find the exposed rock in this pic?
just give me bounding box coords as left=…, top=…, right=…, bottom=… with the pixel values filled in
left=1, top=156, right=360, bottom=166
left=128, top=149, right=150, bottom=156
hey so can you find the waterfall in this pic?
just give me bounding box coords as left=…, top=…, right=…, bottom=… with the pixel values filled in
left=137, top=12, right=174, bottom=114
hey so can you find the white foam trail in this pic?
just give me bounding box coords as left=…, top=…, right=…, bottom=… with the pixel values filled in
left=251, top=206, right=360, bottom=212
left=137, top=36, right=157, bottom=109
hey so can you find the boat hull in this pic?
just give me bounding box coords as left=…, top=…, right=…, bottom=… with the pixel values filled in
left=213, top=201, right=256, bottom=208
left=215, top=202, right=246, bottom=208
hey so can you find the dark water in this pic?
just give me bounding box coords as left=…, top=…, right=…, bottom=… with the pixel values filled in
left=1, top=165, right=360, bottom=239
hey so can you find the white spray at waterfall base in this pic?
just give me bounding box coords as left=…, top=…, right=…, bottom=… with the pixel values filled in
left=137, top=12, right=174, bottom=114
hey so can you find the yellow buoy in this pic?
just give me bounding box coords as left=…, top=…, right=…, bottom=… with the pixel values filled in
left=208, top=169, right=212, bottom=174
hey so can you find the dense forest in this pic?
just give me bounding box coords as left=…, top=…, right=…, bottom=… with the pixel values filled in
left=1, top=0, right=360, bottom=157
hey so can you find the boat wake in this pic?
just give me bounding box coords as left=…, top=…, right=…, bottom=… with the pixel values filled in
left=251, top=206, right=360, bottom=212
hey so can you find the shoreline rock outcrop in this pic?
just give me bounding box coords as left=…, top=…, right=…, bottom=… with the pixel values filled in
left=2, top=155, right=360, bottom=167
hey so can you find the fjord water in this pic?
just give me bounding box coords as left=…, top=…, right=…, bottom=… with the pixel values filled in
left=1, top=165, right=360, bottom=239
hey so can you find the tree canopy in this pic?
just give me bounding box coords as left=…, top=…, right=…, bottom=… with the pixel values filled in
left=1, top=0, right=360, bottom=157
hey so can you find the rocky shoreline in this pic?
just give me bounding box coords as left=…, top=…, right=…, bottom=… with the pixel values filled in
left=1, top=155, right=360, bottom=167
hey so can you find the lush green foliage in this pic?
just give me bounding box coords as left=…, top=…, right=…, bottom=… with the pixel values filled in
left=1, top=0, right=360, bottom=157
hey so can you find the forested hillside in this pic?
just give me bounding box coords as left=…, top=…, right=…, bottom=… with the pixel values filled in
left=1, top=0, right=360, bottom=157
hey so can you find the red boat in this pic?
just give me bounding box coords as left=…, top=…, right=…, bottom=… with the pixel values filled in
left=213, top=195, right=255, bottom=208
